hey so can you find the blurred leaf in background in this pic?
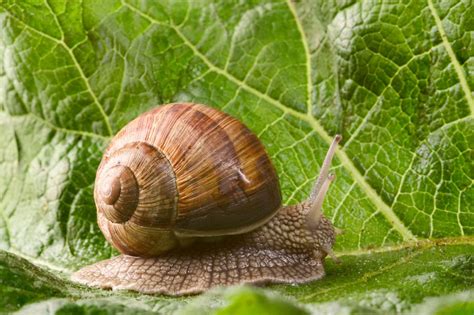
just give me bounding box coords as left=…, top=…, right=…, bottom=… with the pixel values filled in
left=0, top=0, right=472, bottom=313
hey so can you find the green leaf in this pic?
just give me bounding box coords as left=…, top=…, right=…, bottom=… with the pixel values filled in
left=0, top=0, right=472, bottom=313
left=2, top=243, right=473, bottom=314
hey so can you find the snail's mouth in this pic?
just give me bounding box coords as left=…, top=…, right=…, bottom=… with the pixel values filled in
left=310, top=216, right=339, bottom=263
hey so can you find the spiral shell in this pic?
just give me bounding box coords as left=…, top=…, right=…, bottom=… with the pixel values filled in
left=94, top=103, right=281, bottom=256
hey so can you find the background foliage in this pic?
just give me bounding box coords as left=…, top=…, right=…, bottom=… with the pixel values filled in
left=0, top=0, right=472, bottom=313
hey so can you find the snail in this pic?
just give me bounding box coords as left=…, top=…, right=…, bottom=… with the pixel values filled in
left=72, top=103, right=341, bottom=296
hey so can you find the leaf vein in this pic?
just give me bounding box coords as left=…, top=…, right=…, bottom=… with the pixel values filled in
left=1, top=8, right=114, bottom=136
left=427, top=0, right=474, bottom=115
left=122, top=0, right=417, bottom=242
left=285, top=0, right=312, bottom=113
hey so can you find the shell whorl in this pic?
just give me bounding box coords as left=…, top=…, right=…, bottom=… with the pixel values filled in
left=97, top=165, right=139, bottom=223
left=95, top=141, right=178, bottom=226
left=94, top=141, right=179, bottom=256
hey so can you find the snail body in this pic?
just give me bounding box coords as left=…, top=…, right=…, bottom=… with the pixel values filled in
left=72, top=103, right=341, bottom=295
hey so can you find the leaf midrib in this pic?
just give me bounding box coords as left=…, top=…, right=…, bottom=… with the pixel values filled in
left=427, top=0, right=474, bottom=115
left=285, top=0, right=312, bottom=114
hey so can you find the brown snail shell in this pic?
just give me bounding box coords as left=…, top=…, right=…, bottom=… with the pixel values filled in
left=94, top=103, right=281, bottom=257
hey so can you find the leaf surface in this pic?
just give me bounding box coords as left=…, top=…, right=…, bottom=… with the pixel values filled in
left=0, top=0, right=472, bottom=313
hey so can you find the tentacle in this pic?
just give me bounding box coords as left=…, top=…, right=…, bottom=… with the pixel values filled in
left=320, top=246, right=341, bottom=264
left=308, top=135, right=341, bottom=203
left=334, top=227, right=344, bottom=236
left=306, top=173, right=336, bottom=229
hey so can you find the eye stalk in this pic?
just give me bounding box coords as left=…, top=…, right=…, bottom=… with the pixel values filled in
left=308, top=134, right=341, bottom=203
left=305, top=135, right=341, bottom=229
left=306, top=173, right=336, bottom=230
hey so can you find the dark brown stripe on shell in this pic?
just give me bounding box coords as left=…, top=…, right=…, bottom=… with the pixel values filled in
left=171, top=104, right=281, bottom=233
